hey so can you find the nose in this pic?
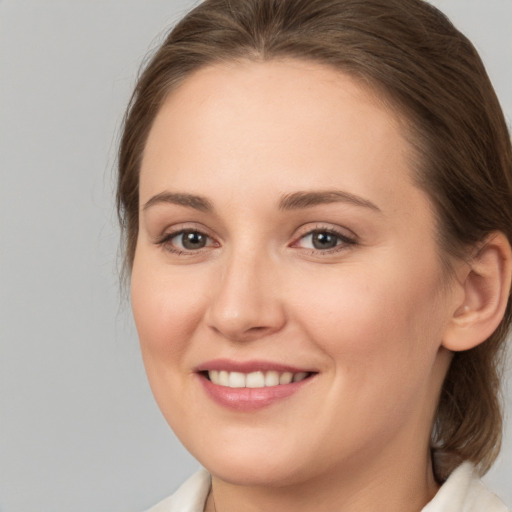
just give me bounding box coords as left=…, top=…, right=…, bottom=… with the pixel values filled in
left=205, top=250, right=286, bottom=342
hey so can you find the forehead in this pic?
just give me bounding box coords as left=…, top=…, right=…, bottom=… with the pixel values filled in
left=144, top=58, right=399, bottom=151
left=140, top=58, right=424, bottom=218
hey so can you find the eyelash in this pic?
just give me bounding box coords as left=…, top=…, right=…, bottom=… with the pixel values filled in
left=155, top=228, right=217, bottom=255
left=291, top=225, right=357, bottom=255
left=155, top=225, right=357, bottom=256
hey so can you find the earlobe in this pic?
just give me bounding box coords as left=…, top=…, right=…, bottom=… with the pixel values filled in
left=442, top=232, right=512, bottom=352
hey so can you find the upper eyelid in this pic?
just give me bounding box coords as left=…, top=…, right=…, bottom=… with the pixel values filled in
left=159, top=228, right=217, bottom=245
left=292, top=223, right=357, bottom=241
left=154, top=222, right=216, bottom=240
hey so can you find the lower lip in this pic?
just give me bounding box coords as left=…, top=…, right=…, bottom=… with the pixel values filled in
left=198, top=374, right=314, bottom=411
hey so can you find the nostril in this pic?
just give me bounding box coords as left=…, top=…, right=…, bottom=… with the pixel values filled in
left=209, top=324, right=277, bottom=343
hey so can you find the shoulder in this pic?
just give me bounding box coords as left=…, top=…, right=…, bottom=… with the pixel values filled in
left=144, top=469, right=211, bottom=512
left=422, top=462, right=509, bottom=512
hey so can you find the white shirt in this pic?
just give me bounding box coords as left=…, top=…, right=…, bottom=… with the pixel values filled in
left=146, top=463, right=509, bottom=512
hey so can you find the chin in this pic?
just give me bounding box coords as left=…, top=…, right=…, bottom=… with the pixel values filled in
left=205, top=456, right=308, bottom=487
left=185, top=435, right=324, bottom=488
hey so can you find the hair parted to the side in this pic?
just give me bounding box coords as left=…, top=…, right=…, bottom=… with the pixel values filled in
left=117, top=0, right=512, bottom=481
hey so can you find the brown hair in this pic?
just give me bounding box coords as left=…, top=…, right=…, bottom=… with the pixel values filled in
left=117, top=0, right=512, bottom=480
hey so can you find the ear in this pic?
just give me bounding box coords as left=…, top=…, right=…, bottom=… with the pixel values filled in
left=442, top=232, right=512, bottom=352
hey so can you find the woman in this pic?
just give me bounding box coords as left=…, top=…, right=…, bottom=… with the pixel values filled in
left=117, top=0, right=512, bottom=510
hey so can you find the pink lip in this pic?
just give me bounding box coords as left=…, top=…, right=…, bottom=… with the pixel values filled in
left=194, top=358, right=314, bottom=374
left=195, top=359, right=317, bottom=412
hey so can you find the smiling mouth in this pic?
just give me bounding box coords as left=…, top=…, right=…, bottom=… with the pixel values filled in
left=204, top=370, right=312, bottom=388
left=197, top=363, right=317, bottom=411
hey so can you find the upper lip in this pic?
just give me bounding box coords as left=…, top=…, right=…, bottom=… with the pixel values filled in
left=194, top=359, right=315, bottom=374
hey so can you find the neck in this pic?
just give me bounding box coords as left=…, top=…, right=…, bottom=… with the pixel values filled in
left=205, top=445, right=439, bottom=512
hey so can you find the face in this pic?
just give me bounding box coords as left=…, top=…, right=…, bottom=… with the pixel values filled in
left=132, top=59, right=458, bottom=487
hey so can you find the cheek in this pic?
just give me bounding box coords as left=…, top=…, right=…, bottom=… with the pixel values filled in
left=291, top=259, right=447, bottom=380
left=130, top=254, right=207, bottom=369
left=290, top=260, right=449, bottom=455
left=130, top=256, right=213, bottom=430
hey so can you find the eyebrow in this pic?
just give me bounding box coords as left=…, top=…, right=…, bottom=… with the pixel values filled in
left=142, top=189, right=381, bottom=214
left=278, top=190, right=381, bottom=212
left=143, top=192, right=213, bottom=212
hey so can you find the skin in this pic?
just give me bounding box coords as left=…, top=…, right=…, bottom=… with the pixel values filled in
left=131, top=59, right=467, bottom=512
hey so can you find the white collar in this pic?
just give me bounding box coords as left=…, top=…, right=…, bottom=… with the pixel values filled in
left=422, top=462, right=508, bottom=511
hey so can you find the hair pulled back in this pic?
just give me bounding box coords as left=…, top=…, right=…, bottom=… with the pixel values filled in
left=118, top=0, right=512, bottom=480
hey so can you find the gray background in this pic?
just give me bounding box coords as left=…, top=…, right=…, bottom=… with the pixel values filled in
left=0, top=1, right=510, bottom=510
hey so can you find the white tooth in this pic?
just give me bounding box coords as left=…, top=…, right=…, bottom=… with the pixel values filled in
left=218, top=370, right=230, bottom=387
left=209, top=370, right=219, bottom=384
left=246, top=371, right=265, bottom=388
left=292, top=372, right=308, bottom=383
left=265, top=371, right=280, bottom=387
left=229, top=371, right=246, bottom=388
left=279, top=372, right=293, bottom=385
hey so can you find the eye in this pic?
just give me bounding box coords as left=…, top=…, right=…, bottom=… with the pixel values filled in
left=293, top=227, right=356, bottom=253
left=305, top=231, right=340, bottom=250
left=157, top=229, right=217, bottom=254
left=176, top=230, right=209, bottom=250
